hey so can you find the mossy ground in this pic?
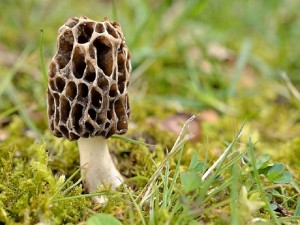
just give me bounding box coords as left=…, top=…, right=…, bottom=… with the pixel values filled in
left=1, top=0, right=300, bottom=224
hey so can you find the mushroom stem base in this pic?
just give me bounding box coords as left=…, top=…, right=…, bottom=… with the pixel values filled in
left=78, top=136, right=123, bottom=195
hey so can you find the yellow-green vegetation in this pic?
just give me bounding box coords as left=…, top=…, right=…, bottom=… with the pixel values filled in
left=1, top=0, right=300, bottom=224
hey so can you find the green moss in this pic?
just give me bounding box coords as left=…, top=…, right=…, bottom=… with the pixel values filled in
left=130, top=100, right=176, bottom=125
left=0, top=117, right=91, bottom=224
left=46, top=134, right=80, bottom=178
left=272, top=138, right=300, bottom=177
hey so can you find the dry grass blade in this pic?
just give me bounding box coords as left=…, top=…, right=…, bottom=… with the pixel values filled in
left=201, top=122, right=244, bottom=181
left=137, top=115, right=196, bottom=205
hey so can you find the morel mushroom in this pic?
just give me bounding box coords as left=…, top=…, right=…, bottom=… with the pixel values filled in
left=47, top=16, right=131, bottom=199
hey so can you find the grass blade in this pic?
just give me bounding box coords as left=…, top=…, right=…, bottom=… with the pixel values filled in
left=123, top=184, right=146, bottom=225
left=197, top=122, right=245, bottom=203
left=111, top=0, right=118, bottom=21
left=112, top=134, right=156, bottom=147
left=230, top=161, right=240, bottom=225
left=137, top=115, right=196, bottom=204
left=248, top=137, right=281, bottom=225
left=227, top=39, right=252, bottom=97
left=0, top=45, right=32, bottom=97
left=51, top=167, right=81, bottom=200
left=166, top=145, right=184, bottom=207
left=201, top=121, right=244, bottom=181
left=162, top=154, right=170, bottom=208
left=6, top=84, right=41, bottom=137
left=39, top=29, right=48, bottom=92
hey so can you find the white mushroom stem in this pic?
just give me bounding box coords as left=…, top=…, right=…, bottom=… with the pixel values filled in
left=78, top=136, right=123, bottom=194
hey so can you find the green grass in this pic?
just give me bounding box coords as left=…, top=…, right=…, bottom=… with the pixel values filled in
left=1, top=0, right=300, bottom=224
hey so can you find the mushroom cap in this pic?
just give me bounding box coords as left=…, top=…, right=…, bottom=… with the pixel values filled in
left=47, top=16, right=131, bottom=141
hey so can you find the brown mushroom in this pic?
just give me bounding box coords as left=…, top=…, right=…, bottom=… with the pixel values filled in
left=47, top=16, right=131, bottom=201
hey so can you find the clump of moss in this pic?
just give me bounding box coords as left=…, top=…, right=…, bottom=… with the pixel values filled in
left=111, top=136, right=157, bottom=181
left=0, top=117, right=91, bottom=224
left=0, top=107, right=189, bottom=224
left=46, top=132, right=80, bottom=179
left=273, top=138, right=300, bottom=177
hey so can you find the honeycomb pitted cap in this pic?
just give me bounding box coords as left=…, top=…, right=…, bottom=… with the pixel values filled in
left=47, top=16, right=131, bottom=141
